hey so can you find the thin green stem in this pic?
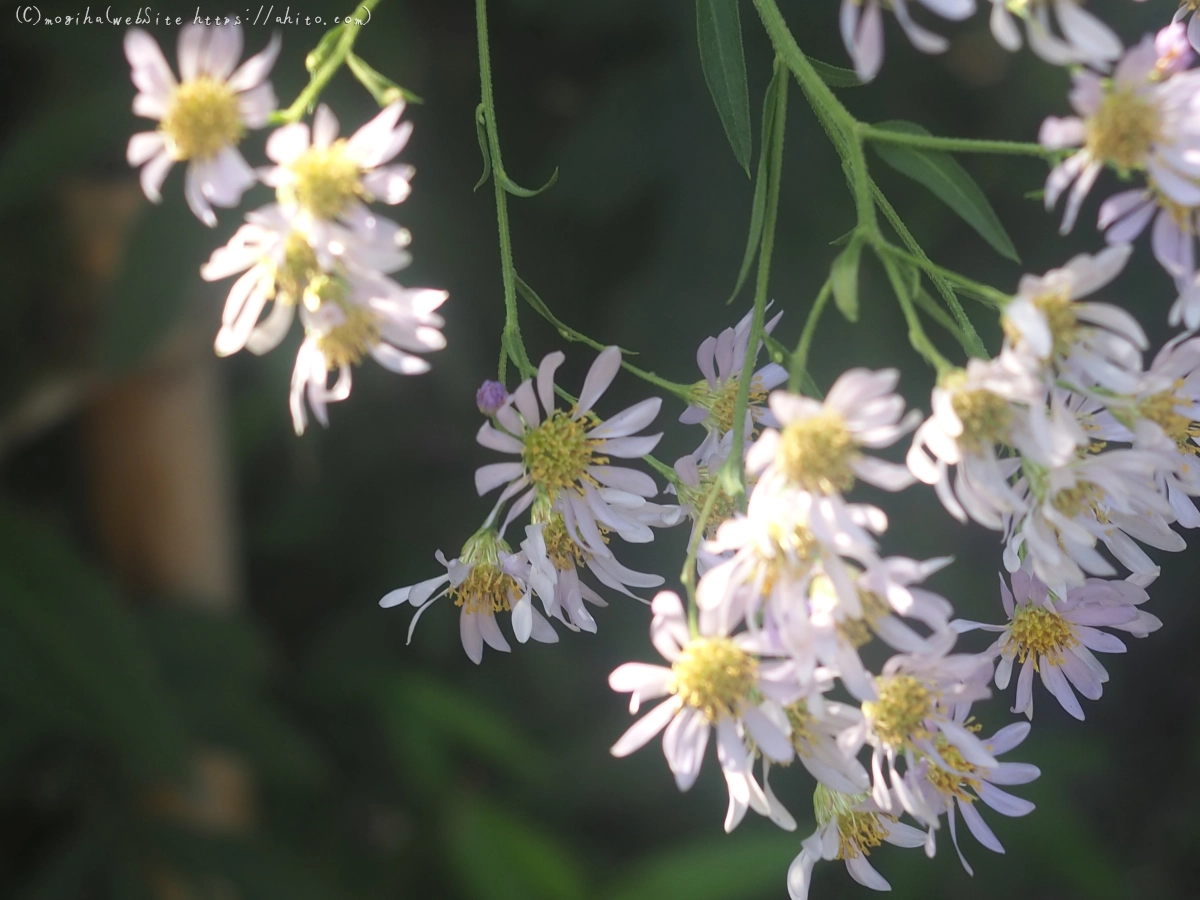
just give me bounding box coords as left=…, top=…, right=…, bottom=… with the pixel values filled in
left=860, top=125, right=1056, bottom=158
left=878, top=251, right=953, bottom=376
left=875, top=241, right=1009, bottom=309
left=680, top=483, right=721, bottom=633
left=789, top=279, right=831, bottom=393
left=272, top=0, right=381, bottom=124
left=476, top=0, right=532, bottom=380
left=722, top=57, right=788, bottom=499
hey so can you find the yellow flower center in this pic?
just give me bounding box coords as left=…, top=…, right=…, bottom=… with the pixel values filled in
left=690, top=376, right=768, bottom=435
left=778, top=411, right=856, bottom=493
left=785, top=700, right=819, bottom=757
left=160, top=77, right=242, bottom=161
left=677, top=472, right=745, bottom=539
left=271, top=233, right=320, bottom=307
left=1140, top=386, right=1200, bottom=456
left=668, top=637, right=758, bottom=724
left=522, top=410, right=607, bottom=500
left=863, top=674, right=933, bottom=750
left=836, top=590, right=892, bottom=649
left=758, top=520, right=820, bottom=595
left=539, top=513, right=590, bottom=571
left=813, top=785, right=896, bottom=861
left=1006, top=603, right=1077, bottom=668
left=1051, top=482, right=1106, bottom=521
left=284, top=138, right=363, bottom=220
left=1029, top=287, right=1078, bottom=359
left=944, top=373, right=1012, bottom=453
left=925, top=733, right=980, bottom=802
left=450, top=563, right=521, bottom=615
left=308, top=277, right=380, bottom=369
left=1086, top=88, right=1161, bottom=171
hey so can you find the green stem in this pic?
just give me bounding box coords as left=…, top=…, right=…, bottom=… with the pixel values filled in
left=722, top=56, right=788, bottom=499
left=272, top=0, right=381, bottom=124
left=875, top=241, right=1009, bottom=309
left=789, top=279, right=831, bottom=393
left=879, top=252, right=953, bottom=376
left=859, top=125, right=1055, bottom=158
left=680, top=483, right=721, bottom=633
left=476, top=0, right=532, bottom=380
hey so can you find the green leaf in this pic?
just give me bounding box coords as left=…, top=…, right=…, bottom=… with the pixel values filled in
left=809, top=57, right=864, bottom=88
left=871, top=120, right=1020, bottom=263
left=500, top=168, right=559, bottom=198
left=831, top=237, right=864, bottom=323
left=726, top=61, right=787, bottom=304
left=605, top=830, right=801, bottom=900
left=346, top=53, right=423, bottom=106
left=696, top=0, right=752, bottom=175
left=474, top=104, right=493, bottom=191
left=446, top=796, right=587, bottom=900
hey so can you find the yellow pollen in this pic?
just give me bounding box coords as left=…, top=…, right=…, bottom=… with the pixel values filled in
left=1140, top=386, right=1200, bottom=456
left=310, top=278, right=381, bottom=369
left=836, top=811, right=887, bottom=860
left=272, top=232, right=320, bottom=306
left=1051, top=482, right=1105, bottom=520
left=863, top=674, right=933, bottom=750
left=691, top=376, right=768, bottom=435
left=778, top=411, right=857, bottom=493
left=160, top=77, right=242, bottom=161
left=450, top=563, right=520, bottom=615
left=944, top=373, right=1012, bottom=453
left=785, top=700, right=819, bottom=757
left=1006, top=603, right=1077, bottom=668
left=1086, top=87, right=1161, bottom=171
left=925, top=733, right=980, bottom=802
left=758, top=521, right=820, bottom=595
left=678, top=473, right=745, bottom=539
left=522, top=410, right=606, bottom=500
left=668, top=637, right=758, bottom=724
left=540, top=514, right=590, bottom=571
left=837, top=590, right=891, bottom=649
left=285, top=138, right=363, bottom=220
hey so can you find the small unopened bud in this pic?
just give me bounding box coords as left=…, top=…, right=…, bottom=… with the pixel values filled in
left=476, top=380, right=509, bottom=416
left=1156, top=23, right=1193, bottom=79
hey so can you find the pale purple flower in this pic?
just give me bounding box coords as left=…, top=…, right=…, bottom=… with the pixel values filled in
left=1174, top=2, right=1200, bottom=55
left=476, top=380, right=509, bottom=416
left=380, top=531, right=559, bottom=665
left=1041, top=36, right=1200, bottom=234
left=608, top=591, right=796, bottom=794
left=125, top=24, right=280, bottom=226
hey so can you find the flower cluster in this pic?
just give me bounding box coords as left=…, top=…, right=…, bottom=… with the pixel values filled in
left=124, top=23, right=446, bottom=433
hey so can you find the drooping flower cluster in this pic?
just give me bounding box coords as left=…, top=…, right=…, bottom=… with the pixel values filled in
left=124, top=23, right=447, bottom=434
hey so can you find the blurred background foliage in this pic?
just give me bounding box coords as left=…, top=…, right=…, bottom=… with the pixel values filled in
left=0, top=0, right=1198, bottom=897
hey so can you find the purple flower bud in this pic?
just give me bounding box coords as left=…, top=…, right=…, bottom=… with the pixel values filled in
left=476, top=380, right=509, bottom=416
left=1156, top=23, right=1193, bottom=78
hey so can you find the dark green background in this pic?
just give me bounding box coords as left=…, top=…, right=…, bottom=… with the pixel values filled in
left=0, top=0, right=1196, bottom=897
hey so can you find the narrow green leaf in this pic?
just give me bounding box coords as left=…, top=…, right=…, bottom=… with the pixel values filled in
left=696, top=0, right=752, bottom=175
left=346, top=53, right=423, bottom=106
left=872, top=120, right=1020, bottom=263
left=831, top=237, right=863, bottom=323
left=809, top=57, right=864, bottom=88
left=726, top=62, right=786, bottom=304
left=474, top=104, right=492, bottom=191
left=500, top=168, right=559, bottom=198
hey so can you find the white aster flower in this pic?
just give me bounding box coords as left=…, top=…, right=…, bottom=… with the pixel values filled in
left=786, top=786, right=928, bottom=900
left=747, top=371, right=920, bottom=497
left=839, top=0, right=977, bottom=83
left=1041, top=36, right=1200, bottom=234
left=200, top=203, right=415, bottom=358
left=902, top=714, right=1039, bottom=875
left=679, top=307, right=786, bottom=436
left=288, top=271, right=447, bottom=434
left=475, top=346, right=665, bottom=559
left=987, top=0, right=1121, bottom=68
left=1175, top=2, right=1200, bottom=55
left=1131, top=335, right=1200, bottom=522
left=263, top=102, right=415, bottom=265
left=957, top=567, right=1161, bottom=720
left=520, top=512, right=662, bottom=637
left=608, top=591, right=797, bottom=795
left=1001, top=245, right=1146, bottom=395
left=777, top=674, right=873, bottom=796
left=907, top=357, right=1039, bottom=529
left=1004, top=432, right=1182, bottom=591
left=125, top=24, right=279, bottom=226
left=840, top=650, right=996, bottom=826
left=380, top=529, right=558, bottom=665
